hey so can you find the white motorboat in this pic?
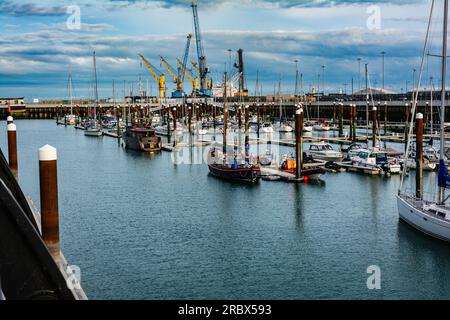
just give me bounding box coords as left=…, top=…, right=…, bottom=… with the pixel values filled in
left=306, top=142, right=343, bottom=162
left=260, top=122, right=274, bottom=133
left=277, top=123, right=293, bottom=133
left=84, top=127, right=103, bottom=137
left=303, top=126, right=313, bottom=133
left=313, top=122, right=331, bottom=132
left=350, top=149, right=401, bottom=174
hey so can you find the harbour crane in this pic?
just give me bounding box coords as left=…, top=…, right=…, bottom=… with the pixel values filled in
left=181, top=33, right=192, bottom=83
left=191, top=0, right=212, bottom=96
left=177, top=58, right=199, bottom=96
left=138, top=54, right=165, bottom=98
left=191, top=61, right=200, bottom=77
left=160, top=55, right=185, bottom=98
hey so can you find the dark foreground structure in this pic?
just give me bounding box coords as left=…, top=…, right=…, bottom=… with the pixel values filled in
left=0, top=147, right=83, bottom=300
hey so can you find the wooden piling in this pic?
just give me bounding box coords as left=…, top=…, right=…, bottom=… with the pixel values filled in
left=245, top=105, right=250, bottom=164
left=7, top=123, right=18, bottom=179
left=338, top=103, right=344, bottom=137
left=384, top=102, right=388, bottom=135
left=238, top=106, right=242, bottom=129
left=372, top=106, right=377, bottom=148
left=188, top=106, right=192, bottom=136
left=295, top=107, right=303, bottom=179
left=416, top=113, right=423, bottom=199
left=349, top=104, right=353, bottom=140
left=39, top=145, right=60, bottom=266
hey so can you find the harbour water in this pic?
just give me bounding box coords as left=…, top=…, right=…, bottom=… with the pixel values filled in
left=2, top=120, right=450, bottom=300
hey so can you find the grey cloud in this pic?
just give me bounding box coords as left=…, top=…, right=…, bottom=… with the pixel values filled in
left=0, top=1, right=67, bottom=16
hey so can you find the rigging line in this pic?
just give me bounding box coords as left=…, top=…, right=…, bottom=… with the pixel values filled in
left=400, top=0, right=436, bottom=192
left=367, top=72, right=382, bottom=146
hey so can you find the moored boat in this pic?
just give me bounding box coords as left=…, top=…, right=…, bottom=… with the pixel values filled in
left=123, top=126, right=162, bottom=152
left=207, top=149, right=261, bottom=183
left=307, top=142, right=343, bottom=162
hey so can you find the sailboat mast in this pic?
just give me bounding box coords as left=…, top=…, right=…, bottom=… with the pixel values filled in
left=68, top=71, right=73, bottom=116
left=440, top=0, right=448, bottom=204
left=93, top=51, right=99, bottom=121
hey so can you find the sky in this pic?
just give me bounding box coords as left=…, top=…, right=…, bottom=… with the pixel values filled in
left=0, top=0, right=446, bottom=100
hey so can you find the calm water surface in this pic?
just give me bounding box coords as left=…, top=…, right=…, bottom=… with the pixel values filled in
left=1, top=120, right=450, bottom=300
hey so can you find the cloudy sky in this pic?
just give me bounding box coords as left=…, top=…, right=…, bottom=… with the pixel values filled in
left=0, top=0, right=445, bottom=100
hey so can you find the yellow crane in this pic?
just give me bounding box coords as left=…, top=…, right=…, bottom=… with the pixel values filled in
left=177, top=58, right=199, bottom=95
left=191, top=61, right=212, bottom=90
left=138, top=53, right=165, bottom=98
left=191, top=61, right=200, bottom=77
left=160, top=55, right=184, bottom=98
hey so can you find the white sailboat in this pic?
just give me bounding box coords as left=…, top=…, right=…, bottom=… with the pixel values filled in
left=397, top=0, right=450, bottom=242
left=65, top=71, right=76, bottom=125
left=85, top=51, right=102, bottom=137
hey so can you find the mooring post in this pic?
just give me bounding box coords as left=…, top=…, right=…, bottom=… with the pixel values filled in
left=238, top=106, right=242, bottom=130
left=7, top=116, right=13, bottom=125
left=172, top=107, right=177, bottom=147
left=354, top=104, right=358, bottom=141
left=39, top=145, right=60, bottom=266
left=7, top=123, right=18, bottom=179
left=338, top=103, right=344, bottom=137
left=295, top=107, right=303, bottom=180
left=349, top=104, right=353, bottom=140
left=116, top=105, right=121, bottom=144
left=167, top=106, right=171, bottom=144
left=384, top=102, right=388, bottom=136
left=372, top=106, right=377, bottom=148
left=188, top=106, right=192, bottom=138
left=416, top=113, right=424, bottom=199
left=333, top=102, right=336, bottom=127
left=245, top=105, right=250, bottom=164
left=256, top=103, right=260, bottom=138
left=223, top=108, right=228, bottom=158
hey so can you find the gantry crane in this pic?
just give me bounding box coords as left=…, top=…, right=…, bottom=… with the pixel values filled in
left=138, top=54, right=165, bottom=98
left=177, top=58, right=199, bottom=96
left=160, top=55, right=185, bottom=98
left=191, top=0, right=212, bottom=96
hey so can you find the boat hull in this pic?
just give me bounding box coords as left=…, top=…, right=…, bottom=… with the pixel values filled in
left=84, top=129, right=103, bottom=137
left=208, top=165, right=261, bottom=183
left=397, top=195, right=450, bottom=242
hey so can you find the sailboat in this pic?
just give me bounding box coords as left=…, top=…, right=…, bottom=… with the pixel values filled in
left=85, top=51, right=103, bottom=137
left=397, top=0, right=450, bottom=242
left=65, top=71, right=76, bottom=125
left=207, top=73, right=261, bottom=183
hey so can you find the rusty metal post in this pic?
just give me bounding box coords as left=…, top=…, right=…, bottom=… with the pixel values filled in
left=295, top=107, right=303, bottom=179
left=172, top=107, right=177, bottom=147
left=223, top=108, right=228, bottom=156
left=7, top=123, right=18, bottom=179
left=245, top=105, right=250, bottom=164
left=238, top=106, right=242, bottom=130
left=372, top=106, right=377, bottom=148
left=348, top=104, right=354, bottom=140
left=416, top=113, right=424, bottom=199
left=384, top=102, right=388, bottom=136
left=188, top=106, right=192, bottom=136
left=39, top=145, right=60, bottom=266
